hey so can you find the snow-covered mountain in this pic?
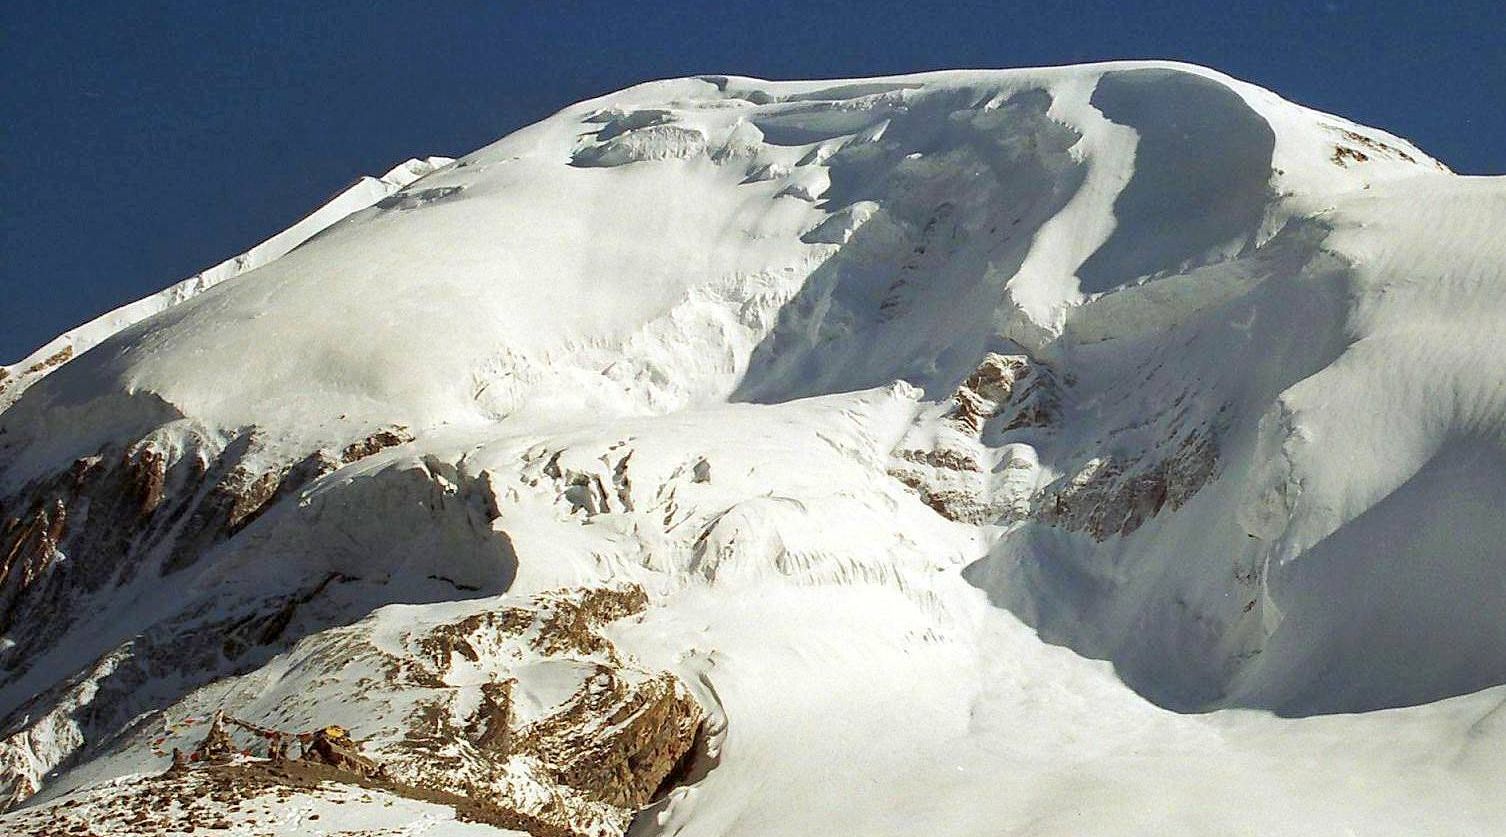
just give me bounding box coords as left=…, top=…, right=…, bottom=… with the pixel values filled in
left=3, top=61, right=1505, bottom=836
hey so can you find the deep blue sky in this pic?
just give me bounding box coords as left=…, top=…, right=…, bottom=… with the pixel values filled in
left=3, top=1, right=1503, bottom=362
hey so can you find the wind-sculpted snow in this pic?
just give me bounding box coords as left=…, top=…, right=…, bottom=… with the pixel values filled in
left=3, top=62, right=1506, bottom=835
left=1075, top=69, right=1276, bottom=293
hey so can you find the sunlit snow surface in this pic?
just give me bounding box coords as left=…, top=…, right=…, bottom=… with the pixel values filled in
left=3, top=61, right=1505, bottom=835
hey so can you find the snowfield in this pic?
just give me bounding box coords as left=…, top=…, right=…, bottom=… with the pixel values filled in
left=2, top=61, right=1504, bottom=836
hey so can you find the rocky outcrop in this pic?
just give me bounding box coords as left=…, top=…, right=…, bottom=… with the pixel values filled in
left=1, top=581, right=703, bottom=836
left=521, top=669, right=699, bottom=809
left=890, top=351, right=1219, bottom=539
left=1, top=431, right=270, bottom=668
left=0, top=423, right=424, bottom=674
left=945, top=352, right=1056, bottom=436
left=889, top=447, right=992, bottom=523
left=0, top=424, right=461, bottom=812
left=383, top=586, right=703, bottom=835
left=76, top=585, right=705, bottom=837
left=0, top=436, right=199, bottom=653
left=888, top=352, right=1057, bottom=525
left=340, top=426, right=414, bottom=463
left=1036, top=429, right=1219, bottom=540
left=0, top=567, right=365, bottom=811
left=1, top=755, right=573, bottom=837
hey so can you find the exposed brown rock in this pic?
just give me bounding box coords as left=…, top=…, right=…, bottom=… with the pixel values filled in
left=225, top=469, right=283, bottom=533
left=946, top=353, right=1033, bottom=434
left=1327, top=125, right=1418, bottom=165
left=470, top=680, right=515, bottom=753
left=889, top=352, right=1059, bottom=525
left=418, top=610, right=530, bottom=673
left=0, top=432, right=377, bottom=811
left=890, top=351, right=1219, bottom=537
left=341, top=426, right=414, bottom=464
left=534, top=586, right=649, bottom=659
left=0, top=497, right=68, bottom=632
left=130, top=447, right=169, bottom=516
left=1332, top=145, right=1369, bottom=166
left=381, top=585, right=704, bottom=836
left=162, top=439, right=347, bottom=574
left=1036, top=430, right=1219, bottom=540
left=520, top=668, right=702, bottom=809
left=0, top=420, right=699, bottom=834
left=4, top=756, right=576, bottom=837
left=21, top=345, right=73, bottom=376
left=895, top=447, right=981, bottom=472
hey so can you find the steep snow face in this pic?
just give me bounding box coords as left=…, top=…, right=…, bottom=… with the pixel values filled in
left=3, top=61, right=1505, bottom=836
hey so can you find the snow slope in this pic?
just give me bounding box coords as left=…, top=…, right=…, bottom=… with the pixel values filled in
left=2, top=61, right=1504, bottom=835
left=0, top=156, right=453, bottom=414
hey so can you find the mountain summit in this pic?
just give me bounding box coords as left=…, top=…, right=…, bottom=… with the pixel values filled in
left=3, top=62, right=1504, bottom=836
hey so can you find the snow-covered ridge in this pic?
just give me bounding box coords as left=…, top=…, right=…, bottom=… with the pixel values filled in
left=2, top=62, right=1504, bottom=836
left=0, top=156, right=453, bottom=411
